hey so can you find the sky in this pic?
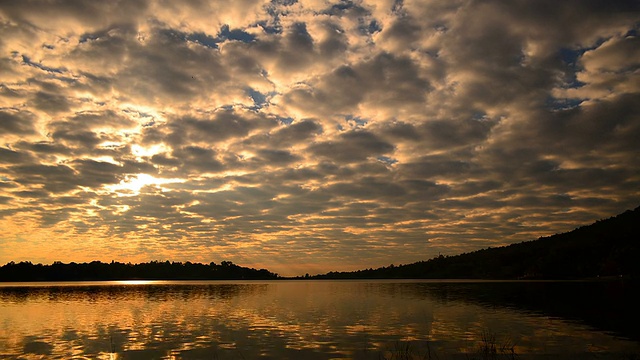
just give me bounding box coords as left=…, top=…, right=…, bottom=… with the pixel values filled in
left=0, top=0, right=639, bottom=276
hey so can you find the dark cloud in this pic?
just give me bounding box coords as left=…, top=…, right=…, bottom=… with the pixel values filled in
left=378, top=121, right=421, bottom=141
left=0, top=147, right=35, bottom=164
left=0, top=0, right=149, bottom=30
left=171, top=146, right=224, bottom=174
left=398, top=155, right=472, bottom=180
left=31, top=91, right=72, bottom=113
left=50, top=126, right=102, bottom=149
left=8, top=163, right=78, bottom=193
left=71, top=159, right=125, bottom=187
left=316, top=20, right=349, bottom=59
left=284, top=52, right=431, bottom=116
left=269, top=119, right=322, bottom=146
left=0, top=109, right=37, bottom=135
left=418, top=118, right=496, bottom=151
left=309, top=130, right=394, bottom=163
left=255, top=149, right=300, bottom=165
left=69, top=110, right=137, bottom=130
left=161, top=109, right=278, bottom=147
left=326, top=178, right=407, bottom=201
left=12, top=189, right=49, bottom=199
left=16, top=141, right=73, bottom=156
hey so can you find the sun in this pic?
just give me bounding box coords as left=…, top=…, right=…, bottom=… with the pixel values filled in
left=107, top=173, right=184, bottom=195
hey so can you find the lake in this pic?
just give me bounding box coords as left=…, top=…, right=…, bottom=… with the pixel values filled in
left=0, top=280, right=638, bottom=359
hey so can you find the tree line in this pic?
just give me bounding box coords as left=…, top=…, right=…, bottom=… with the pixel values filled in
left=0, top=260, right=279, bottom=281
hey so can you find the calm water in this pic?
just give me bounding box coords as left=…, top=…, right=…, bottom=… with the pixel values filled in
left=0, top=280, right=638, bottom=359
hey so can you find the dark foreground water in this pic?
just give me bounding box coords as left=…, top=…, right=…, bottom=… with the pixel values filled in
left=0, top=280, right=638, bottom=359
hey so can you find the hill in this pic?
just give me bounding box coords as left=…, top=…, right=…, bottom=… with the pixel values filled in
left=0, top=260, right=279, bottom=282
left=313, top=206, right=640, bottom=279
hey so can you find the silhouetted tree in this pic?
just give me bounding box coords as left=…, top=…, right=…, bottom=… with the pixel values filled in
left=0, top=260, right=279, bottom=281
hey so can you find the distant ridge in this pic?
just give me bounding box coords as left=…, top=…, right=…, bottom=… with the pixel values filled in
left=312, top=206, right=640, bottom=280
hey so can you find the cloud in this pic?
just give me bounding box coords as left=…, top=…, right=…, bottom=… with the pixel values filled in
left=0, top=109, right=37, bottom=135
left=0, top=0, right=639, bottom=275
left=0, top=147, right=35, bottom=164
left=281, top=52, right=431, bottom=119
left=308, top=130, right=394, bottom=163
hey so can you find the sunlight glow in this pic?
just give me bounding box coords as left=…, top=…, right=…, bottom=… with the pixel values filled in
left=107, top=174, right=185, bottom=195
left=98, top=141, right=124, bottom=149
left=90, top=156, right=121, bottom=165
left=131, top=144, right=167, bottom=158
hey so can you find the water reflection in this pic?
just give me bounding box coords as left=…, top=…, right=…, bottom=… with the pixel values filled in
left=0, top=280, right=638, bottom=359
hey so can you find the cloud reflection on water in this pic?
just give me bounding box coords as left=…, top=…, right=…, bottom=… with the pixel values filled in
left=0, top=281, right=638, bottom=359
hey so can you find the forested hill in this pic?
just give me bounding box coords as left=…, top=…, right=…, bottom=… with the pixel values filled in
left=313, top=206, right=640, bottom=280
left=0, top=261, right=279, bottom=281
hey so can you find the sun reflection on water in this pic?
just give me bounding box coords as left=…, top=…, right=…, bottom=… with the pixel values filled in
left=111, top=280, right=164, bottom=285
left=0, top=281, right=638, bottom=359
